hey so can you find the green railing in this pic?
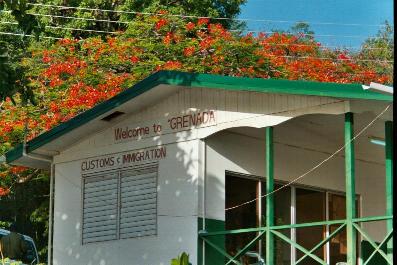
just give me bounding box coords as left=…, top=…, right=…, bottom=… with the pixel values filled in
left=199, top=114, right=393, bottom=265
left=198, top=215, right=393, bottom=265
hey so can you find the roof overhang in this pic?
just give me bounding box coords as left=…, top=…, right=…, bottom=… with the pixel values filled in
left=5, top=71, right=393, bottom=170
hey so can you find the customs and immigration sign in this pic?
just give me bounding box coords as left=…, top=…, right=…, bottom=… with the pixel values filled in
left=81, top=146, right=167, bottom=173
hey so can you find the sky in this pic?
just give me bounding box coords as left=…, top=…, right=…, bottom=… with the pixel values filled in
left=239, top=0, right=393, bottom=49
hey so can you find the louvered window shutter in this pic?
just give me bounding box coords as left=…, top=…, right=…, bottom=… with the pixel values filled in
left=82, top=164, right=158, bottom=244
left=119, top=165, right=158, bottom=239
left=82, top=173, right=118, bottom=244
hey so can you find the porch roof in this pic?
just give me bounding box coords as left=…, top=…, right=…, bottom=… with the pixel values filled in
left=5, top=70, right=393, bottom=169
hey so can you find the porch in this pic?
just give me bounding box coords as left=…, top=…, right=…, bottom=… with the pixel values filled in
left=198, top=111, right=393, bottom=265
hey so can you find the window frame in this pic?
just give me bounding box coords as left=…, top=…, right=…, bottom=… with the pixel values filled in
left=225, top=170, right=361, bottom=265
left=81, top=162, right=159, bottom=245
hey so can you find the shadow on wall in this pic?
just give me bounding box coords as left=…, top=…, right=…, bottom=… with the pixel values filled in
left=52, top=72, right=216, bottom=265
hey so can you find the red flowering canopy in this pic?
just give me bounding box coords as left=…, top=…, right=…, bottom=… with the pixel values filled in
left=0, top=13, right=392, bottom=194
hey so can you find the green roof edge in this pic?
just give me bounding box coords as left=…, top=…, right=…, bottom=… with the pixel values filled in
left=5, top=70, right=393, bottom=164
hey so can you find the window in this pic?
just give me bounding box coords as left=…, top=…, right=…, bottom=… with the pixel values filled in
left=225, top=172, right=360, bottom=265
left=225, top=173, right=291, bottom=265
left=295, top=188, right=326, bottom=265
left=82, top=164, right=158, bottom=244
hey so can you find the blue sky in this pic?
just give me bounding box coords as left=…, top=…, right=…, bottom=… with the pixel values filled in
left=239, top=0, right=393, bottom=48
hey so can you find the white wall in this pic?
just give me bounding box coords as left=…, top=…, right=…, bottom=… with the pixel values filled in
left=50, top=87, right=379, bottom=265
left=205, top=128, right=386, bottom=242
left=53, top=140, right=200, bottom=265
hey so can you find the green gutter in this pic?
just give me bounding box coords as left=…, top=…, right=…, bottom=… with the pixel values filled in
left=5, top=71, right=393, bottom=164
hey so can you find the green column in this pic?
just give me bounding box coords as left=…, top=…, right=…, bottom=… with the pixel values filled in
left=345, top=112, right=356, bottom=265
left=266, top=127, right=274, bottom=265
left=385, top=121, right=393, bottom=259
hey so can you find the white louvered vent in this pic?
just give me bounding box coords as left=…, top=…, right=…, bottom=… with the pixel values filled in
left=120, top=165, right=158, bottom=239
left=82, top=173, right=118, bottom=244
left=82, top=164, right=158, bottom=244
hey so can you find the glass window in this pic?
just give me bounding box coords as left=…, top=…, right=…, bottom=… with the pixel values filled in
left=261, top=184, right=291, bottom=265
left=224, top=172, right=360, bottom=265
left=22, top=239, right=38, bottom=264
left=225, top=174, right=291, bottom=265
left=296, top=188, right=326, bottom=265
left=225, top=175, right=259, bottom=265
left=328, top=193, right=360, bottom=265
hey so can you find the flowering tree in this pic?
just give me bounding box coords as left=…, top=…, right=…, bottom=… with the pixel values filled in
left=1, top=9, right=392, bottom=199
left=0, top=12, right=392, bottom=260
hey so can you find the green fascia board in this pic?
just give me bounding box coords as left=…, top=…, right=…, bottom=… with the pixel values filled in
left=157, top=71, right=392, bottom=101
left=5, top=144, right=22, bottom=164
left=5, top=70, right=393, bottom=164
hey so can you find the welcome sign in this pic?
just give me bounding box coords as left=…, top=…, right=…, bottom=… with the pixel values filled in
left=113, top=110, right=216, bottom=143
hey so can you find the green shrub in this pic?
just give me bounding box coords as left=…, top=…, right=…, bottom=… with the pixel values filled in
left=171, top=252, right=191, bottom=265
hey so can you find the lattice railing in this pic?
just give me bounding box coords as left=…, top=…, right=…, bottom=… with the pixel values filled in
left=198, top=215, right=393, bottom=265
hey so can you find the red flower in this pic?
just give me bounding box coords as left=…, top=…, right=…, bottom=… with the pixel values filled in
left=186, top=22, right=195, bottom=31
left=199, top=37, right=214, bottom=50
left=198, top=18, right=209, bottom=26
left=183, top=47, right=195, bottom=56
left=130, top=56, right=140, bottom=63
left=163, top=60, right=183, bottom=70
left=338, top=53, right=350, bottom=61
left=155, top=18, right=168, bottom=30
left=10, top=166, right=27, bottom=175
left=0, top=187, right=10, bottom=196
left=163, top=32, right=173, bottom=45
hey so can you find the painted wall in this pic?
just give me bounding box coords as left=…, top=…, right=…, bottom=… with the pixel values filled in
left=53, top=140, right=200, bottom=265
left=50, top=87, right=355, bottom=265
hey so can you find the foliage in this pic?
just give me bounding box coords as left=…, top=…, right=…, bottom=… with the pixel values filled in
left=0, top=11, right=392, bottom=263
left=354, top=21, right=394, bottom=83
left=0, top=170, right=49, bottom=263
left=171, top=252, right=191, bottom=265
left=0, top=258, right=45, bottom=265
left=22, top=0, right=247, bottom=39
left=0, top=0, right=42, bottom=103
left=0, top=258, right=23, bottom=265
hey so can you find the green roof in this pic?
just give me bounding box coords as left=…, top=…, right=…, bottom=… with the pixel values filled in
left=5, top=70, right=393, bottom=164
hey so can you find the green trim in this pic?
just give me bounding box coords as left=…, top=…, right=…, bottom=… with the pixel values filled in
left=159, top=71, right=392, bottom=101
left=5, top=70, right=393, bottom=165
left=353, top=215, right=393, bottom=223
left=271, top=230, right=327, bottom=265
left=345, top=112, right=357, bottom=265
left=197, top=216, right=389, bottom=237
left=265, top=127, right=274, bottom=265
left=295, top=222, right=346, bottom=264
left=385, top=121, right=393, bottom=260
left=201, top=237, right=238, bottom=265
left=198, top=218, right=225, bottom=265
left=5, top=144, right=23, bottom=164
left=363, top=230, right=393, bottom=265
left=226, top=231, right=266, bottom=265
left=353, top=224, right=392, bottom=265
left=199, top=215, right=393, bottom=264
left=361, top=238, right=391, bottom=265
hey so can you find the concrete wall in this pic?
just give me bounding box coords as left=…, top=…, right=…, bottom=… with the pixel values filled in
left=53, top=140, right=200, bottom=265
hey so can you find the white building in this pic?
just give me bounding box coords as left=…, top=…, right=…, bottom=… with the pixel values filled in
left=6, top=71, right=393, bottom=265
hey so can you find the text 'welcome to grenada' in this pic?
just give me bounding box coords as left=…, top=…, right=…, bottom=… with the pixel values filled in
left=114, top=110, right=215, bottom=141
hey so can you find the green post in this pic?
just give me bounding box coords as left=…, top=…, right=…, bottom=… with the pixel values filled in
left=266, top=127, right=274, bottom=265
left=345, top=112, right=356, bottom=265
left=385, top=121, right=393, bottom=259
